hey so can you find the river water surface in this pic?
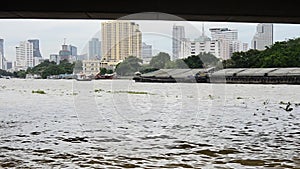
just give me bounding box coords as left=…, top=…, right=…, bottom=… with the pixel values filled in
left=0, top=79, right=299, bottom=168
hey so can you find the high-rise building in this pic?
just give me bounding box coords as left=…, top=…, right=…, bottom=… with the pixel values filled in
left=50, top=54, right=60, bottom=64
left=101, top=21, right=142, bottom=63
left=142, top=42, right=152, bottom=64
left=210, top=28, right=238, bottom=41
left=0, top=39, right=4, bottom=69
left=6, top=61, right=12, bottom=70
left=88, top=38, right=101, bottom=60
left=16, top=41, right=34, bottom=70
left=28, top=39, right=42, bottom=58
left=209, top=28, right=247, bottom=60
left=59, top=44, right=71, bottom=61
left=172, top=25, right=185, bottom=60
left=68, top=45, right=77, bottom=57
left=251, top=23, right=273, bottom=50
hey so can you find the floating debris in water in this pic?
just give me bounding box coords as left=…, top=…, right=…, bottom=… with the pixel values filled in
left=94, top=89, right=105, bottom=92
left=106, top=90, right=151, bottom=95
left=32, top=90, right=46, bottom=94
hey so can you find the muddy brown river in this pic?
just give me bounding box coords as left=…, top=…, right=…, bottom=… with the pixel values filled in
left=0, top=79, right=299, bottom=168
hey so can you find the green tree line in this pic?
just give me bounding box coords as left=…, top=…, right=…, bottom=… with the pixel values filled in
left=12, top=59, right=75, bottom=78
left=115, top=52, right=221, bottom=76
left=223, top=38, right=300, bottom=68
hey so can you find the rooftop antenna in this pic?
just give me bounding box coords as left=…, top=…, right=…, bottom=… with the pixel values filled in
left=63, top=38, right=66, bottom=45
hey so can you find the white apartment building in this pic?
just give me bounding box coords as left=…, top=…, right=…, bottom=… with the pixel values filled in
left=16, top=41, right=34, bottom=70
left=209, top=28, right=248, bottom=60
left=210, top=28, right=238, bottom=41
left=251, top=23, right=273, bottom=50
left=179, top=39, right=220, bottom=59
left=101, top=21, right=142, bottom=63
left=180, top=39, right=247, bottom=60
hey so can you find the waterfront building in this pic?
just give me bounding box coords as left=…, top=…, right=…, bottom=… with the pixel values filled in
left=101, top=21, right=142, bottom=63
left=16, top=41, right=34, bottom=70
left=251, top=23, right=273, bottom=50
left=172, top=25, right=185, bottom=60
left=82, top=60, right=111, bottom=75
left=88, top=38, right=101, bottom=60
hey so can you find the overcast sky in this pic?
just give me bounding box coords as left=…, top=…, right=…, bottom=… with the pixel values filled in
left=1, top=19, right=300, bottom=62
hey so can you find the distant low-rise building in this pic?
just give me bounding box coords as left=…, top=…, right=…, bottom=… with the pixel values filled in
left=82, top=60, right=116, bottom=75
left=82, top=60, right=102, bottom=75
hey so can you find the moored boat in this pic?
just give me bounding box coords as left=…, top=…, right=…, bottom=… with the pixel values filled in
left=94, top=73, right=115, bottom=80
left=76, top=73, right=92, bottom=81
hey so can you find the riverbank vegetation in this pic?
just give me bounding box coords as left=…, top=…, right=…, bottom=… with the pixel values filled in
left=115, top=52, right=221, bottom=76
left=223, top=38, right=300, bottom=68
left=11, top=59, right=75, bottom=79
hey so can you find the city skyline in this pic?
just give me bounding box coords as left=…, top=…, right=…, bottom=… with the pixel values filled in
left=1, top=19, right=300, bottom=63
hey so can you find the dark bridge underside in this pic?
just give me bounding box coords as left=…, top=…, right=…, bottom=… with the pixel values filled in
left=0, top=0, right=299, bottom=24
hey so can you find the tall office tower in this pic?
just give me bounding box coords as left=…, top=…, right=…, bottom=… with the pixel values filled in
left=172, top=25, right=185, bottom=60
left=101, top=21, right=142, bottom=63
left=251, top=23, right=273, bottom=50
left=0, top=39, right=4, bottom=69
left=88, top=38, right=101, bottom=60
left=68, top=45, right=77, bottom=56
left=142, top=42, right=153, bottom=63
left=16, top=41, right=34, bottom=69
left=28, top=39, right=42, bottom=58
left=6, top=61, right=12, bottom=70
